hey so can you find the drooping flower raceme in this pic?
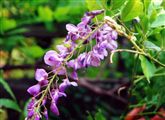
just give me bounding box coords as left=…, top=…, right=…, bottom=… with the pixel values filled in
left=26, top=9, right=118, bottom=120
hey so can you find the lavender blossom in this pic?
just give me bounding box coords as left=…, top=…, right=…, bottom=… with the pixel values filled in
left=27, top=84, right=40, bottom=96
left=44, top=50, right=63, bottom=67
left=50, top=102, right=59, bottom=116
left=59, top=78, right=78, bottom=92
left=35, top=69, right=48, bottom=82
left=43, top=109, right=48, bottom=120
left=27, top=9, right=119, bottom=119
left=71, top=71, right=78, bottom=81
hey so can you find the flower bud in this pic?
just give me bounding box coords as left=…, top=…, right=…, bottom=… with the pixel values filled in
left=27, top=84, right=41, bottom=96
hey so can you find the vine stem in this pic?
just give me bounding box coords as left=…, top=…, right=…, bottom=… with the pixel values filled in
left=105, top=17, right=165, bottom=67
left=110, top=49, right=145, bottom=63
left=134, top=73, right=165, bottom=84
left=35, top=72, right=57, bottom=111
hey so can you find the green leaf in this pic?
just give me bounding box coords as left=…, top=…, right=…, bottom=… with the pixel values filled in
left=0, top=18, right=16, bottom=32
left=121, top=0, right=143, bottom=22
left=87, top=113, right=93, bottom=120
left=0, top=99, right=21, bottom=112
left=0, top=73, right=16, bottom=101
left=6, top=28, right=28, bottom=35
left=94, top=109, right=106, bottom=120
left=85, top=0, right=101, bottom=11
left=111, top=0, right=126, bottom=10
left=143, top=0, right=151, bottom=12
left=99, top=0, right=107, bottom=9
left=38, top=6, right=53, bottom=22
left=151, top=13, right=165, bottom=28
left=20, top=46, right=45, bottom=58
left=140, top=15, right=149, bottom=34
left=139, top=55, right=156, bottom=83
left=144, top=41, right=161, bottom=51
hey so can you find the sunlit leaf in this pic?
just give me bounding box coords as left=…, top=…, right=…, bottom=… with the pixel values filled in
left=38, top=6, right=53, bottom=22
left=151, top=13, right=165, bottom=28
left=0, top=18, right=16, bottom=32
left=20, top=46, right=45, bottom=58
left=85, top=0, right=102, bottom=10
left=121, top=0, right=143, bottom=21
left=144, top=41, right=161, bottom=51
left=111, top=0, right=126, bottom=10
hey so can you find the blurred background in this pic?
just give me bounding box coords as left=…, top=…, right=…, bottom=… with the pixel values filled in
left=0, top=0, right=165, bottom=120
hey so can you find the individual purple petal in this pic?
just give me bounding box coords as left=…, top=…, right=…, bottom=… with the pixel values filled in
left=27, top=98, right=35, bottom=109
left=27, top=84, right=41, bottom=96
left=77, top=52, right=87, bottom=68
left=111, top=30, right=118, bottom=40
left=59, top=78, right=78, bottom=92
left=70, top=33, right=79, bottom=41
left=104, top=25, right=112, bottom=32
left=51, top=89, right=66, bottom=103
left=50, top=102, right=59, bottom=116
left=77, top=22, right=85, bottom=31
left=74, top=59, right=81, bottom=70
left=66, top=34, right=70, bottom=41
left=27, top=110, right=34, bottom=118
left=90, top=54, right=100, bottom=67
left=81, top=15, right=92, bottom=25
left=59, top=83, right=68, bottom=93
left=70, top=81, right=78, bottom=87
left=86, top=9, right=104, bottom=16
left=39, top=79, right=48, bottom=86
left=67, top=60, right=75, bottom=68
left=93, top=45, right=108, bottom=60
left=44, top=50, right=63, bottom=67
left=35, top=69, right=48, bottom=82
left=53, top=66, right=66, bottom=75
left=106, top=40, right=118, bottom=50
left=86, top=52, right=100, bottom=67
left=59, top=79, right=70, bottom=92
left=71, top=71, right=78, bottom=81
left=67, top=59, right=80, bottom=70
left=34, top=114, right=40, bottom=120
left=66, top=24, right=78, bottom=32
left=56, top=44, right=68, bottom=56
left=42, top=97, right=47, bottom=106
left=43, top=109, right=48, bottom=120
left=85, top=53, right=92, bottom=66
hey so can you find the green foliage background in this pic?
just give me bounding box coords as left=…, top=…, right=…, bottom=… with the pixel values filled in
left=0, top=0, right=165, bottom=120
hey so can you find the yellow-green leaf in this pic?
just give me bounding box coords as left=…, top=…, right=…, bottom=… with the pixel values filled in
left=121, top=0, right=143, bottom=22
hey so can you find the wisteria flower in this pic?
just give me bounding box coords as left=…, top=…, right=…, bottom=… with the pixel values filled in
left=35, top=69, right=48, bottom=81
left=50, top=102, right=59, bottom=116
left=44, top=50, right=63, bottom=67
left=59, top=78, right=78, bottom=92
left=26, top=9, right=119, bottom=120
left=27, top=84, right=41, bottom=96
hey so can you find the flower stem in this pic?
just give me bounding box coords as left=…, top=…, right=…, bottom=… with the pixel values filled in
left=105, top=17, right=165, bottom=67
left=35, top=73, right=57, bottom=111
left=110, top=49, right=145, bottom=63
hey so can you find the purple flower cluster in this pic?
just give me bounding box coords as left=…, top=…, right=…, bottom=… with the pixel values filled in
left=26, top=9, right=118, bottom=120
left=67, top=24, right=118, bottom=73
